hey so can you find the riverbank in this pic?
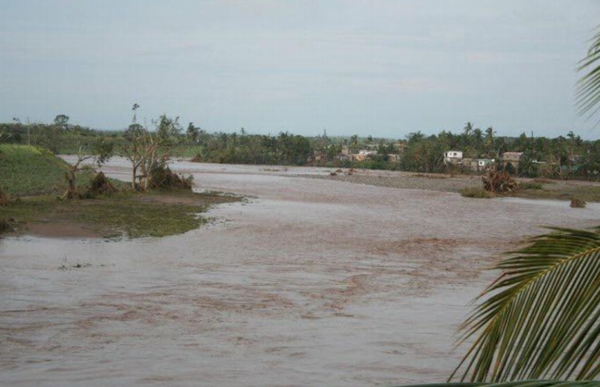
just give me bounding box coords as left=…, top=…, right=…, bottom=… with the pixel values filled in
left=297, top=168, right=600, bottom=202
left=0, top=146, right=241, bottom=239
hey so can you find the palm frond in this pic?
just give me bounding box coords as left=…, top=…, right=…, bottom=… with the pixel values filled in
left=451, top=227, right=600, bottom=382
left=399, top=381, right=600, bottom=387
left=576, top=28, right=600, bottom=119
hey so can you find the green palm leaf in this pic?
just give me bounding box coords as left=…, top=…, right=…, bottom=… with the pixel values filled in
left=399, top=382, right=600, bottom=387
left=451, top=227, right=600, bottom=382
left=576, top=28, right=600, bottom=119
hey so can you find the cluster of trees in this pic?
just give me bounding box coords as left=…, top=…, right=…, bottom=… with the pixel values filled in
left=3, top=114, right=600, bottom=179
left=400, top=124, right=600, bottom=179
left=194, top=130, right=311, bottom=165
left=0, top=115, right=118, bottom=154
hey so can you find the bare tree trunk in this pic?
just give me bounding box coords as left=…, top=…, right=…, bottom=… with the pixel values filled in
left=132, top=164, right=137, bottom=190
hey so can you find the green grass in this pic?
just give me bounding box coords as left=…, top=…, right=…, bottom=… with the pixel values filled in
left=460, top=187, right=493, bottom=199
left=0, top=144, right=241, bottom=238
left=512, top=184, right=600, bottom=202
left=1, top=191, right=239, bottom=239
left=0, top=196, right=56, bottom=222
left=520, top=182, right=543, bottom=190
left=75, top=196, right=210, bottom=238
left=0, top=144, right=92, bottom=196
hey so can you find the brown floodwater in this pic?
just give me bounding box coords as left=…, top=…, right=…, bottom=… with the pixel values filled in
left=2, top=160, right=600, bottom=386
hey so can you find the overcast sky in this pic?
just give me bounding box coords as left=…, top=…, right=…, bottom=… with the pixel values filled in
left=1, top=0, right=599, bottom=138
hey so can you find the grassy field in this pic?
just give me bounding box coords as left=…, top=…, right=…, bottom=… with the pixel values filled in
left=0, top=144, right=240, bottom=238
left=0, top=144, right=79, bottom=196
left=1, top=191, right=239, bottom=238
left=508, top=178, right=600, bottom=202
left=457, top=177, right=600, bottom=202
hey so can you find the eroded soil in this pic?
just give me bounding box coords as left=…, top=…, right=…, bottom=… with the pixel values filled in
left=2, top=161, right=600, bottom=387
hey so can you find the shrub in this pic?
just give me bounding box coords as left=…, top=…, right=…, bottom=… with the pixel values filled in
left=482, top=169, right=519, bottom=193
left=521, top=182, right=543, bottom=190
left=86, top=172, right=118, bottom=197
left=460, top=187, right=493, bottom=199
left=570, top=197, right=586, bottom=208
left=0, top=183, right=8, bottom=205
left=148, top=165, right=193, bottom=190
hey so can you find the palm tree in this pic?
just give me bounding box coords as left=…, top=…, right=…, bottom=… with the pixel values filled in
left=577, top=28, right=600, bottom=122
left=485, top=127, right=495, bottom=155
left=451, top=227, right=600, bottom=382
left=448, top=29, right=600, bottom=384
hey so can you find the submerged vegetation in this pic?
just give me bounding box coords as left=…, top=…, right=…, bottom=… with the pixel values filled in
left=0, top=190, right=238, bottom=238
left=459, top=187, right=493, bottom=199
left=0, top=144, right=239, bottom=238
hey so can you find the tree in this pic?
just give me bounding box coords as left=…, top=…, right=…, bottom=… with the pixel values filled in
left=53, top=114, right=69, bottom=129
left=121, top=123, right=148, bottom=189
left=131, top=103, right=140, bottom=124
left=120, top=109, right=182, bottom=191
left=485, top=127, right=495, bottom=148
left=186, top=122, right=199, bottom=143
left=63, top=139, right=113, bottom=199
left=451, top=28, right=600, bottom=384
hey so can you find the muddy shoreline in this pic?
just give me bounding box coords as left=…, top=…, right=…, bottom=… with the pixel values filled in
left=2, top=161, right=600, bottom=387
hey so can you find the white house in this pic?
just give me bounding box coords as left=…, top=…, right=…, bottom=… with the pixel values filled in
left=355, top=150, right=378, bottom=161
left=443, top=150, right=463, bottom=165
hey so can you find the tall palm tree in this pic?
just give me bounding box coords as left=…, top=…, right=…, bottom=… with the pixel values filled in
left=449, top=29, right=600, bottom=384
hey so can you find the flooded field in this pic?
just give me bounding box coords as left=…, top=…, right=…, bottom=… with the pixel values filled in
left=3, top=161, right=600, bottom=387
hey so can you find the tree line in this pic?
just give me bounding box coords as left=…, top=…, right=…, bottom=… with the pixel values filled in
left=1, top=115, right=599, bottom=179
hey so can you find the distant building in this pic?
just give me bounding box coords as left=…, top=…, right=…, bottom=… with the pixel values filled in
left=355, top=150, right=377, bottom=161
left=502, top=152, right=523, bottom=163
left=463, top=158, right=494, bottom=171
left=501, top=152, right=523, bottom=172
left=395, top=141, right=408, bottom=153
left=476, top=158, right=494, bottom=168
left=355, top=150, right=378, bottom=161
left=443, top=150, right=463, bottom=165
left=387, top=154, right=401, bottom=162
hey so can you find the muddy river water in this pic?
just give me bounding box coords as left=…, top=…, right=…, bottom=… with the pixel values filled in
left=2, top=160, right=600, bottom=387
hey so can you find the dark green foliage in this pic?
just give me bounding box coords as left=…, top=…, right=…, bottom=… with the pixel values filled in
left=453, top=227, right=600, bottom=382
left=148, top=165, right=193, bottom=190
left=400, top=382, right=600, bottom=387
left=0, top=218, right=13, bottom=234
left=1, top=117, right=598, bottom=177
left=399, top=133, right=446, bottom=173
left=459, top=187, right=493, bottom=198
left=521, top=182, right=543, bottom=190
left=86, top=172, right=119, bottom=197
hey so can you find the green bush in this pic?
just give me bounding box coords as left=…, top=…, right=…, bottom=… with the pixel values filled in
left=460, top=187, right=493, bottom=198
left=521, top=182, right=543, bottom=190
